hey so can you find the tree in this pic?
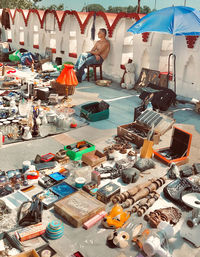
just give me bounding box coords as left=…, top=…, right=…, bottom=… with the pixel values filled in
left=81, top=4, right=105, bottom=12
left=107, top=6, right=113, bottom=12
left=127, top=5, right=137, bottom=13
left=41, top=4, right=64, bottom=10
left=0, top=0, right=64, bottom=10
left=108, top=6, right=126, bottom=13
left=0, top=0, right=33, bottom=9
left=32, top=0, right=42, bottom=8
left=141, top=5, right=151, bottom=14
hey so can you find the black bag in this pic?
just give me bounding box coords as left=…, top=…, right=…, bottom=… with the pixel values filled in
left=151, top=88, right=176, bottom=111
left=140, top=84, right=176, bottom=112
left=17, top=195, right=43, bottom=226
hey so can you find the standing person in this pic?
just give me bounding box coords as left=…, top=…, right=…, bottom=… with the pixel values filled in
left=1, top=9, right=10, bottom=42
left=74, top=28, right=110, bottom=82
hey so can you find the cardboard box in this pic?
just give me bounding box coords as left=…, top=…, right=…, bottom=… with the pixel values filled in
left=82, top=150, right=107, bottom=167
left=13, top=249, right=39, bottom=257
left=16, top=223, right=46, bottom=242
left=54, top=190, right=105, bottom=227
left=96, top=182, right=121, bottom=204
left=153, top=126, right=192, bottom=166
left=117, top=122, right=160, bottom=147
left=195, top=101, right=200, bottom=113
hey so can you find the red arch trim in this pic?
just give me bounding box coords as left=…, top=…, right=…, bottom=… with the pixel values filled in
left=71, top=11, right=94, bottom=34
left=7, top=9, right=147, bottom=40
left=26, top=9, right=45, bottom=28
left=185, top=35, right=199, bottom=49
left=7, top=9, right=17, bottom=25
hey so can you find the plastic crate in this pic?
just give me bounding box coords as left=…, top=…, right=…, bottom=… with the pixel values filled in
left=64, top=140, right=95, bottom=161
left=80, top=101, right=109, bottom=122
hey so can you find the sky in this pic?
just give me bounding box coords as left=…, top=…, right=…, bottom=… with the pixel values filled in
left=38, top=0, right=200, bottom=11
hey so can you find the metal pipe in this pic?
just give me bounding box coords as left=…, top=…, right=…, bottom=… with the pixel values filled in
left=168, top=53, right=176, bottom=93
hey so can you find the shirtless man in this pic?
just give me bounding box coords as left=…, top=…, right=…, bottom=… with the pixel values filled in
left=74, top=28, right=110, bottom=82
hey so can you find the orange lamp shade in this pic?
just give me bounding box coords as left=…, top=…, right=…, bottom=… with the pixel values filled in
left=56, top=64, right=78, bottom=86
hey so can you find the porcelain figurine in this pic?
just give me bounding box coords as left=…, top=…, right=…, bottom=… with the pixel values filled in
left=22, top=126, right=32, bottom=140
left=9, top=100, right=18, bottom=116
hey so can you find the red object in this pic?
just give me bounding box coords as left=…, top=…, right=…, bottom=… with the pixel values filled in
left=69, top=52, right=77, bottom=58
left=17, top=223, right=46, bottom=242
left=7, top=70, right=16, bottom=74
left=56, top=64, right=78, bottom=86
left=73, top=252, right=84, bottom=257
left=70, top=123, right=77, bottom=128
left=153, top=126, right=192, bottom=166
left=19, top=229, right=45, bottom=241
left=160, top=71, right=173, bottom=81
left=27, top=170, right=39, bottom=179
left=41, top=153, right=55, bottom=162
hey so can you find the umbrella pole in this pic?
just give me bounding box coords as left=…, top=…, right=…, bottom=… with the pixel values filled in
left=173, top=35, right=176, bottom=94
left=173, top=54, right=176, bottom=94
left=168, top=53, right=176, bottom=94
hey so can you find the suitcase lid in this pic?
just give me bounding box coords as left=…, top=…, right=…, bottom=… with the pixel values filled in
left=170, top=126, right=192, bottom=158
left=136, top=109, right=175, bottom=135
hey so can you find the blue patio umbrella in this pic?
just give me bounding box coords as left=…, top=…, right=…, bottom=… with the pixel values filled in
left=128, top=6, right=200, bottom=35
left=127, top=6, right=200, bottom=93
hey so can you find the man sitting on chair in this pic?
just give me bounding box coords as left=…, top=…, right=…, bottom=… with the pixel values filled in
left=74, top=28, right=110, bottom=82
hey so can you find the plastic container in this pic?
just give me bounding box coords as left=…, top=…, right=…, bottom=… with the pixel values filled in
left=64, top=140, right=95, bottom=161
left=80, top=101, right=109, bottom=122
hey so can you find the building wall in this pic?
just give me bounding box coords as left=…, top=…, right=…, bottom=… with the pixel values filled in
left=1, top=9, right=200, bottom=99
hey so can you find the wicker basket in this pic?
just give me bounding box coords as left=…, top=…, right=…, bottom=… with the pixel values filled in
left=51, top=80, right=76, bottom=96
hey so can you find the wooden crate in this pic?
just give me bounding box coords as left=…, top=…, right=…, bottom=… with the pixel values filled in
left=54, top=190, right=105, bottom=227
left=117, top=122, right=160, bottom=147
left=135, top=109, right=175, bottom=136
left=13, top=249, right=39, bottom=257
left=82, top=150, right=107, bottom=167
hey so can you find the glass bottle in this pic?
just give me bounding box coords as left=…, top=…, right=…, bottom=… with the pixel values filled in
left=12, top=119, right=19, bottom=139
left=3, top=120, right=11, bottom=137
left=18, top=98, right=29, bottom=117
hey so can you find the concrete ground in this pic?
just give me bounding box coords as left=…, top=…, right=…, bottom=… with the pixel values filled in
left=1, top=80, right=200, bottom=257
